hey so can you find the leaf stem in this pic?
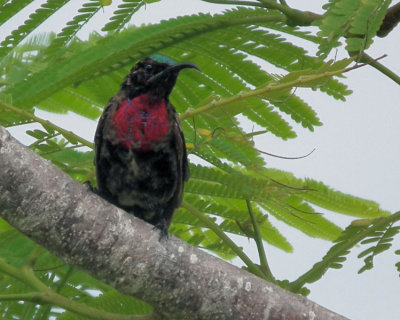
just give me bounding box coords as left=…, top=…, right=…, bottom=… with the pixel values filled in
left=0, top=100, right=94, bottom=149
left=0, top=259, right=157, bottom=320
left=201, top=0, right=321, bottom=25
left=201, top=0, right=263, bottom=7
left=257, top=0, right=321, bottom=25
left=29, top=132, right=61, bottom=148
left=10, top=13, right=287, bottom=107
left=23, top=245, right=44, bottom=267
left=359, top=53, right=400, bottom=86
left=246, top=200, right=275, bottom=282
left=181, top=59, right=359, bottom=121
left=289, top=211, right=400, bottom=292
left=39, top=290, right=157, bottom=320
left=38, top=266, right=75, bottom=320
left=181, top=200, right=267, bottom=279
left=38, top=143, right=85, bottom=157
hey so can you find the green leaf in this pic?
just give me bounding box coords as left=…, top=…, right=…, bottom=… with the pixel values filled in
left=301, top=179, right=390, bottom=218
left=102, top=0, right=161, bottom=32
left=317, top=0, right=391, bottom=55
left=58, top=290, right=152, bottom=319
left=0, top=0, right=71, bottom=58
left=261, top=201, right=342, bottom=241
left=0, top=218, right=13, bottom=233
left=6, top=8, right=284, bottom=108
left=0, top=0, right=36, bottom=29
left=357, top=224, right=400, bottom=274
left=290, top=212, right=400, bottom=293
left=47, top=0, right=102, bottom=52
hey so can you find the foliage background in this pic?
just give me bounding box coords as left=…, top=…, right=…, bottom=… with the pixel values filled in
left=0, top=1, right=399, bottom=319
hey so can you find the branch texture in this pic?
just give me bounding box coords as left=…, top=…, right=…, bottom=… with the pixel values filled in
left=378, top=2, right=400, bottom=37
left=0, top=126, right=349, bottom=320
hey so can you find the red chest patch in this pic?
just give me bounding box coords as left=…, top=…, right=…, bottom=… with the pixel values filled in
left=112, top=95, right=169, bottom=150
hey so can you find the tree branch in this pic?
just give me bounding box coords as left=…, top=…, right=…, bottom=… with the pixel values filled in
left=377, top=2, right=400, bottom=37
left=0, top=126, right=349, bottom=320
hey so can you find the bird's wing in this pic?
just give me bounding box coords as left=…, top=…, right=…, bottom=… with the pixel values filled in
left=94, top=97, right=121, bottom=189
left=172, top=109, right=190, bottom=183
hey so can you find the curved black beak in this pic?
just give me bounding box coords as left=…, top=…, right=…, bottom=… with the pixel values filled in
left=147, top=62, right=200, bottom=85
left=163, top=62, right=200, bottom=74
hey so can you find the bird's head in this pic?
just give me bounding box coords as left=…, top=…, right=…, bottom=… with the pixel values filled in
left=122, top=55, right=199, bottom=99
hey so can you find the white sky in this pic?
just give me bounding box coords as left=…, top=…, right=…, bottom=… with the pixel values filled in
left=2, top=1, right=400, bottom=319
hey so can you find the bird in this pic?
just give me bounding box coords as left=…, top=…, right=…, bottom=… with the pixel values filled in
left=94, top=55, right=198, bottom=238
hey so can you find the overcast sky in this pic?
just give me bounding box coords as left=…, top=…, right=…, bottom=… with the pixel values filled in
left=2, top=1, right=400, bottom=319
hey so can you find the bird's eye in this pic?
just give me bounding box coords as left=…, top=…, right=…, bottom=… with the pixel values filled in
left=145, top=64, right=152, bottom=72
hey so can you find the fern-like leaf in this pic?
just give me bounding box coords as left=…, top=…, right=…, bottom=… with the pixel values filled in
left=48, top=0, right=102, bottom=50
left=317, top=0, right=391, bottom=55
left=358, top=222, right=400, bottom=273
left=0, top=0, right=70, bottom=58
left=6, top=8, right=283, bottom=107
left=0, top=0, right=35, bottom=29
left=290, top=212, right=400, bottom=293
left=102, top=0, right=161, bottom=33
left=301, top=179, right=390, bottom=218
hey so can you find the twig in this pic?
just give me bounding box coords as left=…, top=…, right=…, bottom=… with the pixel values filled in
left=359, top=53, right=400, bottom=86
left=0, top=259, right=157, bottom=320
left=0, top=100, right=94, bottom=149
left=255, top=147, right=316, bottom=160
left=289, top=211, right=400, bottom=293
left=246, top=200, right=274, bottom=282
left=181, top=56, right=381, bottom=122
left=181, top=200, right=267, bottom=279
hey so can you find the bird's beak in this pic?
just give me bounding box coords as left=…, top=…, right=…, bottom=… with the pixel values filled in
left=163, top=62, right=200, bottom=74
left=146, top=62, right=200, bottom=85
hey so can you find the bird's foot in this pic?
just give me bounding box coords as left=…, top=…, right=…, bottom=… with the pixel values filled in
left=84, top=181, right=109, bottom=200
left=154, top=218, right=169, bottom=241
left=84, top=181, right=95, bottom=191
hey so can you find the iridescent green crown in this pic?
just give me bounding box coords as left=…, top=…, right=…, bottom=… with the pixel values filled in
left=150, top=54, right=177, bottom=65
